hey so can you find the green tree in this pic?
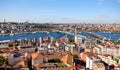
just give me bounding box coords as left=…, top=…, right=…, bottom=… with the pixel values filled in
left=112, top=58, right=119, bottom=63
left=69, top=38, right=75, bottom=44
left=73, top=54, right=78, bottom=59
left=57, top=63, right=67, bottom=68
left=13, top=43, right=19, bottom=46
left=0, top=56, right=5, bottom=66
left=53, top=39, right=57, bottom=44
left=9, top=43, right=13, bottom=47
left=48, top=58, right=61, bottom=63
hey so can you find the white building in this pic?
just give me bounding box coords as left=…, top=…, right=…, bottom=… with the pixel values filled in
left=39, top=37, right=42, bottom=44
left=74, top=28, right=86, bottom=46
left=1, top=30, right=5, bottom=34
left=86, top=56, right=93, bottom=70
left=75, top=34, right=85, bottom=46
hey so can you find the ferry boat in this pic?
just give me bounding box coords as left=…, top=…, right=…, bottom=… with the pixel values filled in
left=32, top=31, right=37, bottom=34
left=10, top=33, right=14, bottom=36
left=47, top=31, right=50, bottom=34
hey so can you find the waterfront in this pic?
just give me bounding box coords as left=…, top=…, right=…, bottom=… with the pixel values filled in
left=0, top=32, right=120, bottom=41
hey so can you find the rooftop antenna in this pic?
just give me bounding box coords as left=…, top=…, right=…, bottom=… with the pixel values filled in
left=74, top=25, right=78, bottom=45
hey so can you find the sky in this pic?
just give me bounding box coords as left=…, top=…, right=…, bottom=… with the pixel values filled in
left=0, top=0, right=120, bottom=23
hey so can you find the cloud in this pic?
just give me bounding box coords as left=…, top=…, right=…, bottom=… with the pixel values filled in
left=98, top=0, right=104, bottom=5
left=117, top=0, right=120, bottom=3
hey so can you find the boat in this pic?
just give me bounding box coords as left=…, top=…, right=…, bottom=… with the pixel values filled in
left=32, top=31, right=37, bottom=34
left=10, top=33, right=14, bottom=36
left=47, top=31, right=49, bottom=34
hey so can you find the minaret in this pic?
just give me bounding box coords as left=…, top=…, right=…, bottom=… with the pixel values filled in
left=4, top=19, right=6, bottom=23
left=74, top=27, right=77, bottom=35
left=74, top=27, right=77, bottom=44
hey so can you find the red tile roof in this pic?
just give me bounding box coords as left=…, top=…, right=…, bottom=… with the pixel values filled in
left=106, top=45, right=119, bottom=49
left=115, top=65, right=120, bottom=68
left=75, top=64, right=84, bottom=69
left=31, top=53, right=38, bottom=59
left=103, top=54, right=111, bottom=57
left=0, top=64, right=13, bottom=68
left=14, top=60, right=28, bottom=68
left=109, top=64, right=114, bottom=67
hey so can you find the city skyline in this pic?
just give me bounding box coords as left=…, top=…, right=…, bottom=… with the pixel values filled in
left=0, top=0, right=120, bottom=23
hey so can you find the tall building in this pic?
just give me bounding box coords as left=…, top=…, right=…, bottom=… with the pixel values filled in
left=48, top=36, right=53, bottom=43
left=39, top=37, right=42, bottom=44
left=74, top=28, right=85, bottom=46
left=74, top=28, right=77, bottom=44
left=86, top=56, right=93, bottom=70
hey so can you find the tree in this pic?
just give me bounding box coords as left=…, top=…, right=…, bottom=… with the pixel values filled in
left=57, top=63, right=67, bottom=68
left=52, top=39, right=57, bottom=44
left=13, top=43, right=19, bottom=46
left=69, top=38, right=74, bottom=42
left=73, top=54, right=79, bottom=59
left=48, top=58, right=61, bottom=63
left=9, top=43, right=13, bottom=47
left=69, top=38, right=75, bottom=44
left=112, top=58, right=119, bottom=63
left=0, top=56, right=5, bottom=66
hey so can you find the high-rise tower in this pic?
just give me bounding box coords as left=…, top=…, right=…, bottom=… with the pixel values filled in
left=74, top=27, right=77, bottom=44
